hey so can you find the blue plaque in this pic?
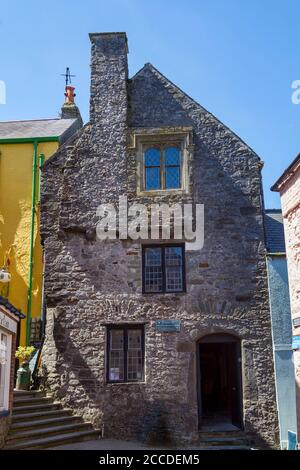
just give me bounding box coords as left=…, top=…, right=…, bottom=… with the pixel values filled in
left=292, top=335, right=300, bottom=349
left=156, top=320, right=181, bottom=332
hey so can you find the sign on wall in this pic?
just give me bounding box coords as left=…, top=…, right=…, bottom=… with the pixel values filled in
left=155, top=320, right=181, bottom=332
left=0, top=311, right=17, bottom=334
left=292, top=335, right=300, bottom=350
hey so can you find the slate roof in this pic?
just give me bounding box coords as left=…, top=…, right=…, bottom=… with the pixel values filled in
left=264, top=209, right=286, bottom=254
left=0, top=118, right=79, bottom=142
left=0, top=296, right=25, bottom=319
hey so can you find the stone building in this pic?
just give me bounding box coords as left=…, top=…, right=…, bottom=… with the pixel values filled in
left=272, top=153, right=300, bottom=439
left=40, top=32, right=279, bottom=447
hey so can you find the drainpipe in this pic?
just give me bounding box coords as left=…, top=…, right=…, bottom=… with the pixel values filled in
left=38, top=154, right=45, bottom=203
left=26, top=141, right=39, bottom=345
left=38, top=154, right=46, bottom=339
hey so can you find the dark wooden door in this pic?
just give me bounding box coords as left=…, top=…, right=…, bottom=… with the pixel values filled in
left=198, top=337, right=243, bottom=429
left=227, top=342, right=243, bottom=428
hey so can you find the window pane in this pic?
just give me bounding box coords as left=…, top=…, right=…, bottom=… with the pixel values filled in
left=145, top=248, right=161, bottom=267
left=145, top=148, right=160, bottom=166
left=109, top=330, right=124, bottom=381
left=165, top=247, right=182, bottom=266
left=166, top=266, right=183, bottom=292
left=127, top=330, right=143, bottom=381
left=165, top=166, right=180, bottom=189
left=0, top=333, right=8, bottom=409
left=165, top=147, right=180, bottom=166
left=145, top=167, right=160, bottom=190
left=145, top=248, right=163, bottom=292
left=145, top=266, right=163, bottom=292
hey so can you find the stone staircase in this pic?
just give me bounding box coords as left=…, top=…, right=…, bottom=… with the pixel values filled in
left=196, top=430, right=252, bottom=450
left=4, top=390, right=100, bottom=450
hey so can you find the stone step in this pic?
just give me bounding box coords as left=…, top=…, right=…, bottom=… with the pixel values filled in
left=4, top=429, right=101, bottom=450
left=12, top=409, right=72, bottom=423
left=10, top=415, right=81, bottom=432
left=13, top=390, right=44, bottom=398
left=12, top=402, right=61, bottom=415
left=7, top=422, right=93, bottom=443
left=199, top=431, right=246, bottom=438
left=13, top=397, right=53, bottom=407
left=195, top=445, right=250, bottom=450
left=197, top=437, right=249, bottom=447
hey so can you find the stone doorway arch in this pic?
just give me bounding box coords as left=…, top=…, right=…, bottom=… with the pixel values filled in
left=197, top=333, right=243, bottom=430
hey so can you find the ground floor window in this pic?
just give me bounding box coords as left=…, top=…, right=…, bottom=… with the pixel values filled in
left=0, top=329, right=12, bottom=411
left=107, top=325, right=145, bottom=383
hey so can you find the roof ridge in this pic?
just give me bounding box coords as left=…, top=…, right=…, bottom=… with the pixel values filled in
left=0, top=118, right=61, bottom=123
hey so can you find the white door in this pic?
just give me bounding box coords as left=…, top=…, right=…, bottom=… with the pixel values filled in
left=0, top=330, right=12, bottom=411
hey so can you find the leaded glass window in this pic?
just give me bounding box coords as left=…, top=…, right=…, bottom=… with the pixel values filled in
left=107, top=326, right=144, bottom=383
left=143, top=245, right=185, bottom=293
left=127, top=330, right=143, bottom=381
left=144, top=247, right=163, bottom=293
left=109, top=330, right=124, bottom=381
left=144, top=145, right=181, bottom=190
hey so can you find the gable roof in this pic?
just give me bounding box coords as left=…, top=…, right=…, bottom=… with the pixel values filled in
left=0, top=296, right=25, bottom=319
left=131, top=63, right=261, bottom=160
left=0, top=118, right=80, bottom=143
left=264, top=209, right=286, bottom=254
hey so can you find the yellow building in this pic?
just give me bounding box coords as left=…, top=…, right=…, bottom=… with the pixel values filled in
left=0, top=97, right=81, bottom=346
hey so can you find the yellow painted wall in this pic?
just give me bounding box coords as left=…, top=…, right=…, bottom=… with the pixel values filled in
left=0, top=140, right=58, bottom=345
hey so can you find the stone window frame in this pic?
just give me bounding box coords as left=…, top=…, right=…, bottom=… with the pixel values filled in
left=142, top=243, right=186, bottom=294
left=128, top=127, right=194, bottom=197
left=106, top=324, right=145, bottom=384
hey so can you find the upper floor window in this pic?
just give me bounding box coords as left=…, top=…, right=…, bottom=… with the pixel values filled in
left=144, top=146, right=181, bottom=191
left=142, top=244, right=186, bottom=294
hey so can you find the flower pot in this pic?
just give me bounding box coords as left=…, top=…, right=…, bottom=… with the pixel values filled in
left=16, top=361, right=31, bottom=391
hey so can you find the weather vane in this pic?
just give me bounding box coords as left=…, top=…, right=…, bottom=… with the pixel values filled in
left=60, top=67, right=76, bottom=87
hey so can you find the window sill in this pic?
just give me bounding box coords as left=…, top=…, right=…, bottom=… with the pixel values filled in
left=142, top=291, right=186, bottom=296
left=106, top=381, right=146, bottom=386
left=137, top=188, right=187, bottom=197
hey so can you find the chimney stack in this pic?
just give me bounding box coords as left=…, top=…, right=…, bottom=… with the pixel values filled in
left=89, top=32, right=128, bottom=125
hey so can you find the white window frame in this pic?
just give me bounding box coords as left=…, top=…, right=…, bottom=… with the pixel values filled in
left=0, top=328, right=12, bottom=412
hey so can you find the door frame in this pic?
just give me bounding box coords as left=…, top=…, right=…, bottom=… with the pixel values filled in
left=196, top=333, right=243, bottom=430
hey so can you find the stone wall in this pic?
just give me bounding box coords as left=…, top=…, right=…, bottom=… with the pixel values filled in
left=40, top=33, right=279, bottom=448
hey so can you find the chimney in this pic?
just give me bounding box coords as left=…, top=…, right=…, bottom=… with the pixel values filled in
left=89, top=32, right=128, bottom=125
left=61, top=85, right=82, bottom=125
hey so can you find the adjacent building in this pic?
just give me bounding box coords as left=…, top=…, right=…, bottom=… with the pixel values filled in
left=264, top=209, right=297, bottom=448
left=40, top=32, right=279, bottom=447
left=272, top=154, right=300, bottom=439
left=0, top=296, right=24, bottom=447
left=0, top=91, right=82, bottom=347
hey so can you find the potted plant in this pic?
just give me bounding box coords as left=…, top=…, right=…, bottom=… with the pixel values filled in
left=15, top=346, right=35, bottom=391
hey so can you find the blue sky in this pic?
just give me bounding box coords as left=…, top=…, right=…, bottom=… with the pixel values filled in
left=1, top=0, right=299, bottom=208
